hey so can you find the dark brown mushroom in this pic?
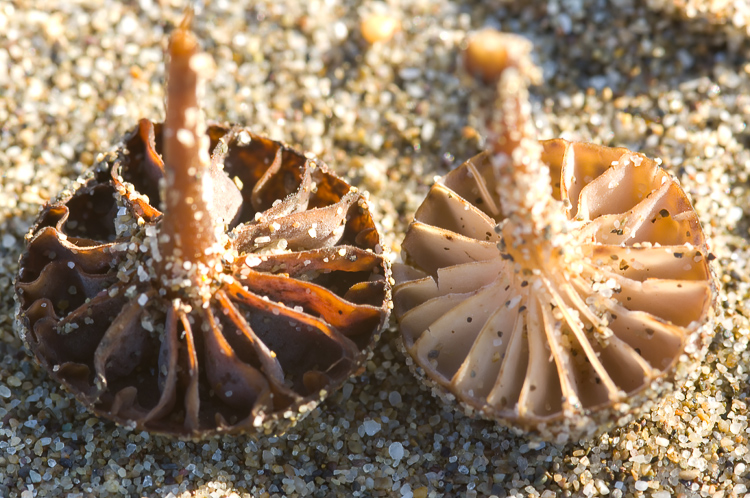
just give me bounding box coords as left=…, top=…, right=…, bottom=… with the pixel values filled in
left=14, top=12, right=390, bottom=438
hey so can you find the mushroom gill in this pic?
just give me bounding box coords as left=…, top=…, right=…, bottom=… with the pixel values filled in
left=393, top=30, right=717, bottom=442
left=14, top=12, right=390, bottom=438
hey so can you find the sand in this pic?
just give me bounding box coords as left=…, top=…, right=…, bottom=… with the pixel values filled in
left=1, top=0, right=750, bottom=497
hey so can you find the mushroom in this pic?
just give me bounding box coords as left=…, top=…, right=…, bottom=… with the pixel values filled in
left=14, top=11, right=390, bottom=438
left=393, top=30, right=717, bottom=442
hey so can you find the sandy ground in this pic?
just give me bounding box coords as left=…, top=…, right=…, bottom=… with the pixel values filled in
left=1, top=0, right=750, bottom=497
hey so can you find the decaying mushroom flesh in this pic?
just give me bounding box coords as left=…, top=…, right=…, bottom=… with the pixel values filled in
left=14, top=13, right=390, bottom=438
left=393, top=31, right=716, bottom=442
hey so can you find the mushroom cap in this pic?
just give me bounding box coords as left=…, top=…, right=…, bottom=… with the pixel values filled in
left=394, top=139, right=717, bottom=442
left=15, top=120, right=391, bottom=438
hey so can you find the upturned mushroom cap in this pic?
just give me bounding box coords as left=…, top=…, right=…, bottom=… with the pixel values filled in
left=393, top=30, right=717, bottom=442
left=14, top=119, right=390, bottom=438
left=14, top=14, right=390, bottom=438
left=394, top=142, right=716, bottom=441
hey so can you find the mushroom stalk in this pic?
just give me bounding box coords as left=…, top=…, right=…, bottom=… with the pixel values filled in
left=467, top=32, right=567, bottom=253
left=160, top=11, right=219, bottom=269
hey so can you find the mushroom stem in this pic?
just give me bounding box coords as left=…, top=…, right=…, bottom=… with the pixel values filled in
left=465, top=31, right=567, bottom=250
left=160, top=10, right=219, bottom=270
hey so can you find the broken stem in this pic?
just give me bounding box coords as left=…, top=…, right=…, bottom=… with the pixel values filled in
left=160, top=10, right=219, bottom=273
left=465, top=30, right=567, bottom=252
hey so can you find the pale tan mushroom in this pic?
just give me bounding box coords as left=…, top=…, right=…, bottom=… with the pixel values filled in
left=393, top=30, right=717, bottom=442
